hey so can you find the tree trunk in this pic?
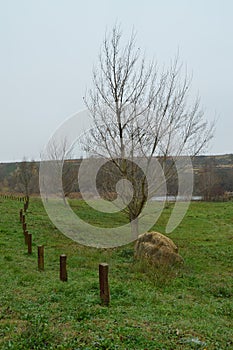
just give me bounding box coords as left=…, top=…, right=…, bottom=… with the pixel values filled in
left=130, top=216, right=139, bottom=241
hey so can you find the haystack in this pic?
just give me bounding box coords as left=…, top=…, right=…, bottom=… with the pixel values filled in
left=134, top=231, right=183, bottom=266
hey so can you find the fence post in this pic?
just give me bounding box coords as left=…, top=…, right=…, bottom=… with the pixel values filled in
left=99, top=263, right=110, bottom=306
left=38, top=245, right=44, bottom=271
left=24, top=230, right=29, bottom=245
left=60, top=255, right=68, bottom=281
left=23, top=222, right=27, bottom=234
left=27, top=233, right=32, bottom=254
left=20, top=209, right=23, bottom=222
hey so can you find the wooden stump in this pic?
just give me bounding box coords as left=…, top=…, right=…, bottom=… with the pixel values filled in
left=24, top=230, right=29, bottom=245
left=23, top=222, right=27, bottom=233
left=20, top=209, right=23, bottom=222
left=99, top=263, right=110, bottom=306
left=27, top=233, right=32, bottom=254
left=38, top=246, right=44, bottom=271
left=60, top=255, right=68, bottom=281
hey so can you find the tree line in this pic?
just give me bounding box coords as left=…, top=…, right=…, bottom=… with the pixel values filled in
left=0, top=155, right=232, bottom=201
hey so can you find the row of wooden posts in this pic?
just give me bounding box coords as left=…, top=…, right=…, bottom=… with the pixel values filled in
left=19, top=207, right=110, bottom=306
left=0, top=193, right=28, bottom=202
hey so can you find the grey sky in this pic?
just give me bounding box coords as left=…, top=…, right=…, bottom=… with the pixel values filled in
left=0, top=0, right=232, bottom=162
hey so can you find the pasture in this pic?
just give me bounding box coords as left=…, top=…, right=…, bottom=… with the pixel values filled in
left=0, top=197, right=232, bottom=349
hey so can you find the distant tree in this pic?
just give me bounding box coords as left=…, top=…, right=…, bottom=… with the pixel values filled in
left=199, top=159, right=224, bottom=201
left=83, top=25, right=214, bottom=236
left=43, top=138, right=78, bottom=204
left=16, top=158, right=39, bottom=199
left=220, top=168, right=233, bottom=192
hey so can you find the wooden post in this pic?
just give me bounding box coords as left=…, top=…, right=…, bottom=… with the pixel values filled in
left=24, top=230, right=29, bottom=245
left=25, top=198, right=29, bottom=211
left=23, top=222, right=27, bottom=233
left=20, top=209, right=23, bottom=222
left=60, top=255, right=67, bottom=281
left=38, top=246, right=44, bottom=271
left=99, top=263, right=110, bottom=306
left=27, top=233, right=32, bottom=254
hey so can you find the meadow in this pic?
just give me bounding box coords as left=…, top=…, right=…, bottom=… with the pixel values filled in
left=0, top=197, right=232, bottom=349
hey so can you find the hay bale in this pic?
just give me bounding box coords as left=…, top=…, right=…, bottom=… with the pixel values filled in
left=134, top=231, right=183, bottom=266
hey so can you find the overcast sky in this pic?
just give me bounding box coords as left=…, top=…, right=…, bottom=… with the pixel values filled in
left=0, top=0, right=232, bottom=162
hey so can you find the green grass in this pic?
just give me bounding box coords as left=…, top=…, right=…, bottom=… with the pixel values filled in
left=0, top=198, right=232, bottom=349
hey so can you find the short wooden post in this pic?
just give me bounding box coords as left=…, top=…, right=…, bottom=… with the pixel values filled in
left=23, top=222, right=27, bottom=233
left=99, top=263, right=110, bottom=306
left=38, top=245, right=44, bottom=271
left=20, top=209, right=23, bottom=222
left=60, top=255, right=67, bottom=281
left=25, top=198, right=29, bottom=211
left=24, top=230, right=29, bottom=245
left=27, top=233, right=32, bottom=254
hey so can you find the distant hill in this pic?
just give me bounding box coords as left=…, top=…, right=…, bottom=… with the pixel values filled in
left=0, top=155, right=233, bottom=198
left=192, top=154, right=233, bottom=169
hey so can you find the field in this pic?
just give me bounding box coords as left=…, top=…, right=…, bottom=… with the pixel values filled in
left=0, top=197, right=232, bottom=349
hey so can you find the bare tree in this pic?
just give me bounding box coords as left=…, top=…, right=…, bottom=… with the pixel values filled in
left=199, top=159, right=223, bottom=201
left=43, top=138, right=77, bottom=204
left=83, top=25, right=214, bottom=235
left=16, top=158, right=39, bottom=201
